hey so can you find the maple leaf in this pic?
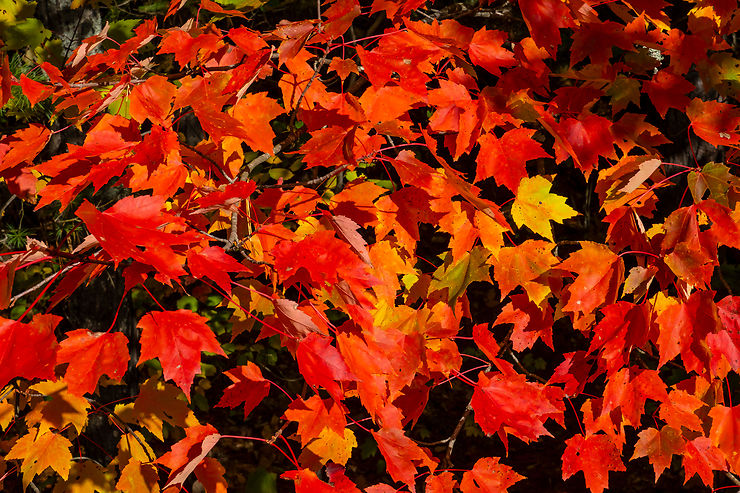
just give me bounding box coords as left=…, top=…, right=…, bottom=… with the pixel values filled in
left=643, top=69, right=695, bottom=117
left=560, top=242, right=625, bottom=317
left=518, top=0, right=575, bottom=54
left=551, top=114, right=617, bottom=172
left=215, top=362, right=270, bottom=419
left=117, top=431, right=156, bottom=466
left=272, top=230, right=376, bottom=293
left=468, top=28, right=516, bottom=75
left=138, top=310, right=226, bottom=399
left=304, top=427, right=357, bottom=466
left=129, top=75, right=177, bottom=125
left=56, top=329, right=130, bottom=396
left=231, top=92, right=286, bottom=153
left=194, top=457, right=228, bottom=493
left=7, top=430, right=73, bottom=488
left=426, top=471, right=458, bottom=493
left=597, top=367, right=668, bottom=432
left=158, top=424, right=221, bottom=489
left=589, top=302, right=652, bottom=373
left=297, top=333, right=355, bottom=402
left=683, top=437, right=728, bottom=486
left=19, top=74, right=53, bottom=106
left=476, top=128, right=550, bottom=191
left=116, top=460, right=160, bottom=493
left=372, top=427, right=437, bottom=492
left=709, top=404, right=740, bottom=473
left=429, top=246, right=491, bottom=305
left=659, top=389, right=705, bottom=433
left=283, top=468, right=341, bottom=493
left=471, top=371, right=562, bottom=450
left=25, top=380, right=90, bottom=435
left=0, top=314, right=60, bottom=389
left=687, top=97, right=740, bottom=146
left=460, top=457, right=524, bottom=492
left=497, top=294, right=554, bottom=351
left=76, top=195, right=203, bottom=283
left=270, top=297, right=325, bottom=340
left=655, top=290, right=720, bottom=375
left=0, top=124, right=51, bottom=174
left=561, top=434, right=626, bottom=493
left=631, top=426, right=686, bottom=481
left=492, top=240, right=558, bottom=302
left=186, top=246, right=247, bottom=296
left=115, top=377, right=197, bottom=440
left=284, top=395, right=346, bottom=447
left=56, top=460, right=112, bottom=493
left=511, top=176, right=578, bottom=241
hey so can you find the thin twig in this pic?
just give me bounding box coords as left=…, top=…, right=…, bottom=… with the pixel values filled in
left=725, top=472, right=740, bottom=487
left=9, top=264, right=75, bottom=306
left=0, top=194, right=17, bottom=217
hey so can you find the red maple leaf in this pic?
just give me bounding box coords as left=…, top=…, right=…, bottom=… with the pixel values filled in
left=56, top=329, right=130, bottom=396
left=76, top=195, right=203, bottom=283
left=471, top=371, right=562, bottom=450
left=187, top=246, right=247, bottom=295
left=0, top=314, right=60, bottom=389
left=476, top=128, right=550, bottom=191
left=460, top=457, right=524, bottom=492
left=137, top=310, right=226, bottom=399
left=562, top=433, right=626, bottom=493
left=297, top=333, right=355, bottom=402
left=372, top=427, right=437, bottom=492
left=215, top=362, right=270, bottom=419
left=157, top=424, right=221, bottom=489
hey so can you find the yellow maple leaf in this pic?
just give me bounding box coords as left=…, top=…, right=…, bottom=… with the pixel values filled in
left=116, top=460, right=160, bottom=493
left=305, top=427, right=357, bottom=466
left=114, top=378, right=197, bottom=441
left=52, top=460, right=112, bottom=493
left=25, top=380, right=90, bottom=435
left=0, top=400, right=14, bottom=430
left=116, top=432, right=156, bottom=467
left=7, top=430, right=72, bottom=488
left=511, top=176, right=578, bottom=241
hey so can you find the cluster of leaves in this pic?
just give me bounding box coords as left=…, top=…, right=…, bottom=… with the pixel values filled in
left=0, top=0, right=739, bottom=491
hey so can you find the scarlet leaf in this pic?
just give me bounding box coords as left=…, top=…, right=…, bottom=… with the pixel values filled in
left=56, top=329, right=130, bottom=396
left=460, top=457, right=524, bottom=493
left=187, top=246, right=247, bottom=295
left=560, top=242, right=624, bottom=317
left=471, top=371, right=562, bottom=450
left=129, top=75, right=177, bottom=125
left=630, top=426, right=686, bottom=481
left=0, top=314, right=59, bottom=389
left=297, top=333, right=354, bottom=402
left=561, top=434, right=626, bottom=493
left=468, top=28, right=516, bottom=75
left=76, top=195, right=202, bottom=282
left=215, top=362, right=270, bottom=419
left=708, top=405, right=740, bottom=472
left=372, top=427, right=437, bottom=492
left=137, top=310, right=226, bottom=399
left=158, top=424, right=221, bottom=489
left=476, top=128, right=550, bottom=191
left=284, top=395, right=346, bottom=447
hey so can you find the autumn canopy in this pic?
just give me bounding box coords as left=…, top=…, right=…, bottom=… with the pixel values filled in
left=0, top=0, right=739, bottom=491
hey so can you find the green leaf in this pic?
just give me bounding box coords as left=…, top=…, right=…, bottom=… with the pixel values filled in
left=430, top=246, right=492, bottom=305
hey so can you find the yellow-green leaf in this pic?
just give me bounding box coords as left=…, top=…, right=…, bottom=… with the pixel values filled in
left=511, top=176, right=578, bottom=241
